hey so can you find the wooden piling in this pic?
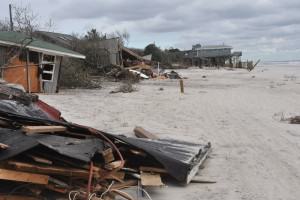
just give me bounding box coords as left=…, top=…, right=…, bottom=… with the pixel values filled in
left=180, top=79, right=184, bottom=93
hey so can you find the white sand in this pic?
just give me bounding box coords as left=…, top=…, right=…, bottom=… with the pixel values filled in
left=40, top=65, right=300, bottom=200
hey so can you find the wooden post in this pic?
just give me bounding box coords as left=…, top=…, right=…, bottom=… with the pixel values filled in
left=179, top=79, right=184, bottom=93
left=26, top=50, right=31, bottom=93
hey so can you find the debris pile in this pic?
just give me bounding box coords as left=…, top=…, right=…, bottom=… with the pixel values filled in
left=290, top=116, right=300, bottom=124
left=0, top=84, right=211, bottom=200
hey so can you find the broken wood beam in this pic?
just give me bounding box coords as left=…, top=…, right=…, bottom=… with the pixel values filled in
left=0, top=168, right=49, bottom=185
left=134, top=126, right=159, bottom=139
left=101, top=148, right=115, bottom=164
left=27, top=154, right=53, bottom=165
left=104, top=160, right=123, bottom=170
left=140, top=171, right=164, bottom=186
left=22, top=125, right=66, bottom=134
left=7, top=161, right=98, bottom=178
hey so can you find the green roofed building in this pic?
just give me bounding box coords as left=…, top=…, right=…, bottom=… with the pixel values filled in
left=0, top=31, right=85, bottom=93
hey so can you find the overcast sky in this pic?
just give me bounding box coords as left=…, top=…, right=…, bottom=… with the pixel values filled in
left=1, top=0, right=300, bottom=61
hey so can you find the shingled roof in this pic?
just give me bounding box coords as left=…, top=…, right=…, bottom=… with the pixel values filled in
left=0, top=31, right=85, bottom=59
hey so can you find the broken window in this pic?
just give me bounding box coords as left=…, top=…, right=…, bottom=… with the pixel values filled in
left=41, top=54, right=55, bottom=82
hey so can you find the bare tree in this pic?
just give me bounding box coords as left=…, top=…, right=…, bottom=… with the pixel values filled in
left=0, top=19, right=10, bottom=31
left=12, top=4, right=40, bottom=35
left=44, top=18, right=56, bottom=32
left=108, top=29, right=130, bottom=46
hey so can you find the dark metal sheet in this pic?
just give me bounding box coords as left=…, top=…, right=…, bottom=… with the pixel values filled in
left=0, top=128, right=38, bottom=161
left=31, top=134, right=104, bottom=162
left=112, top=135, right=211, bottom=184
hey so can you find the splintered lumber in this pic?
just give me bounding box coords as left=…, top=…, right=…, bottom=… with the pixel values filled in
left=0, top=168, right=49, bottom=185
left=0, top=195, right=41, bottom=200
left=140, top=171, right=164, bottom=186
left=105, top=161, right=123, bottom=170
left=22, top=125, right=66, bottom=134
left=133, top=126, right=159, bottom=139
left=7, top=161, right=97, bottom=178
left=101, top=148, right=115, bottom=163
left=0, top=143, right=9, bottom=150
left=140, top=166, right=168, bottom=174
left=27, top=154, right=53, bottom=165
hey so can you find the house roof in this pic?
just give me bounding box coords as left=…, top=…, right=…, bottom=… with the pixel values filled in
left=122, top=47, right=144, bottom=61
left=34, top=31, right=77, bottom=48
left=0, top=31, right=85, bottom=59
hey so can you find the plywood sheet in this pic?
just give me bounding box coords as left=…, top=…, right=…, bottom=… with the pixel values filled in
left=3, top=57, right=40, bottom=93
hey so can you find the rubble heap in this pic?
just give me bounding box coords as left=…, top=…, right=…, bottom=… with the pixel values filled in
left=0, top=84, right=211, bottom=200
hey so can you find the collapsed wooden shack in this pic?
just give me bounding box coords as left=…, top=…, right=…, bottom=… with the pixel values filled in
left=0, top=31, right=85, bottom=93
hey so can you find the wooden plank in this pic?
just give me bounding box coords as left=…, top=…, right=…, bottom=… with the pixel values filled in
left=0, top=143, right=9, bottom=150
left=140, top=171, right=164, bottom=186
left=7, top=161, right=96, bottom=178
left=104, top=161, right=123, bottom=170
left=0, top=168, right=49, bottom=185
left=101, top=148, right=115, bottom=164
left=27, top=154, right=53, bottom=165
left=3, top=56, right=40, bottom=93
left=0, top=195, right=41, bottom=200
left=140, top=166, right=168, bottom=174
left=133, top=126, right=159, bottom=139
left=22, top=126, right=66, bottom=134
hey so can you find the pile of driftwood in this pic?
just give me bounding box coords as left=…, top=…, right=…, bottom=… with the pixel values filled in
left=0, top=84, right=211, bottom=200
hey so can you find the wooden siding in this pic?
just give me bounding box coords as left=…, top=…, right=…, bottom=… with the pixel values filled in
left=3, top=56, right=40, bottom=93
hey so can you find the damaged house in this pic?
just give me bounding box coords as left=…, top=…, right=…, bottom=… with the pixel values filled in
left=0, top=31, right=85, bottom=93
left=35, top=31, right=148, bottom=70
left=184, top=44, right=242, bottom=67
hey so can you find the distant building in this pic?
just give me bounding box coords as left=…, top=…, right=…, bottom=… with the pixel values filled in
left=184, top=44, right=242, bottom=67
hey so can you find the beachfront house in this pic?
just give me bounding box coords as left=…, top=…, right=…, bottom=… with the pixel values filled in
left=184, top=44, right=242, bottom=67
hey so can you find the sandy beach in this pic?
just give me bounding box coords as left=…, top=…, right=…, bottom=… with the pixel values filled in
left=40, top=64, right=300, bottom=200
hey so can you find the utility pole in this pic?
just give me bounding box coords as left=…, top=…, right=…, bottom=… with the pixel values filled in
left=9, top=4, right=13, bottom=31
